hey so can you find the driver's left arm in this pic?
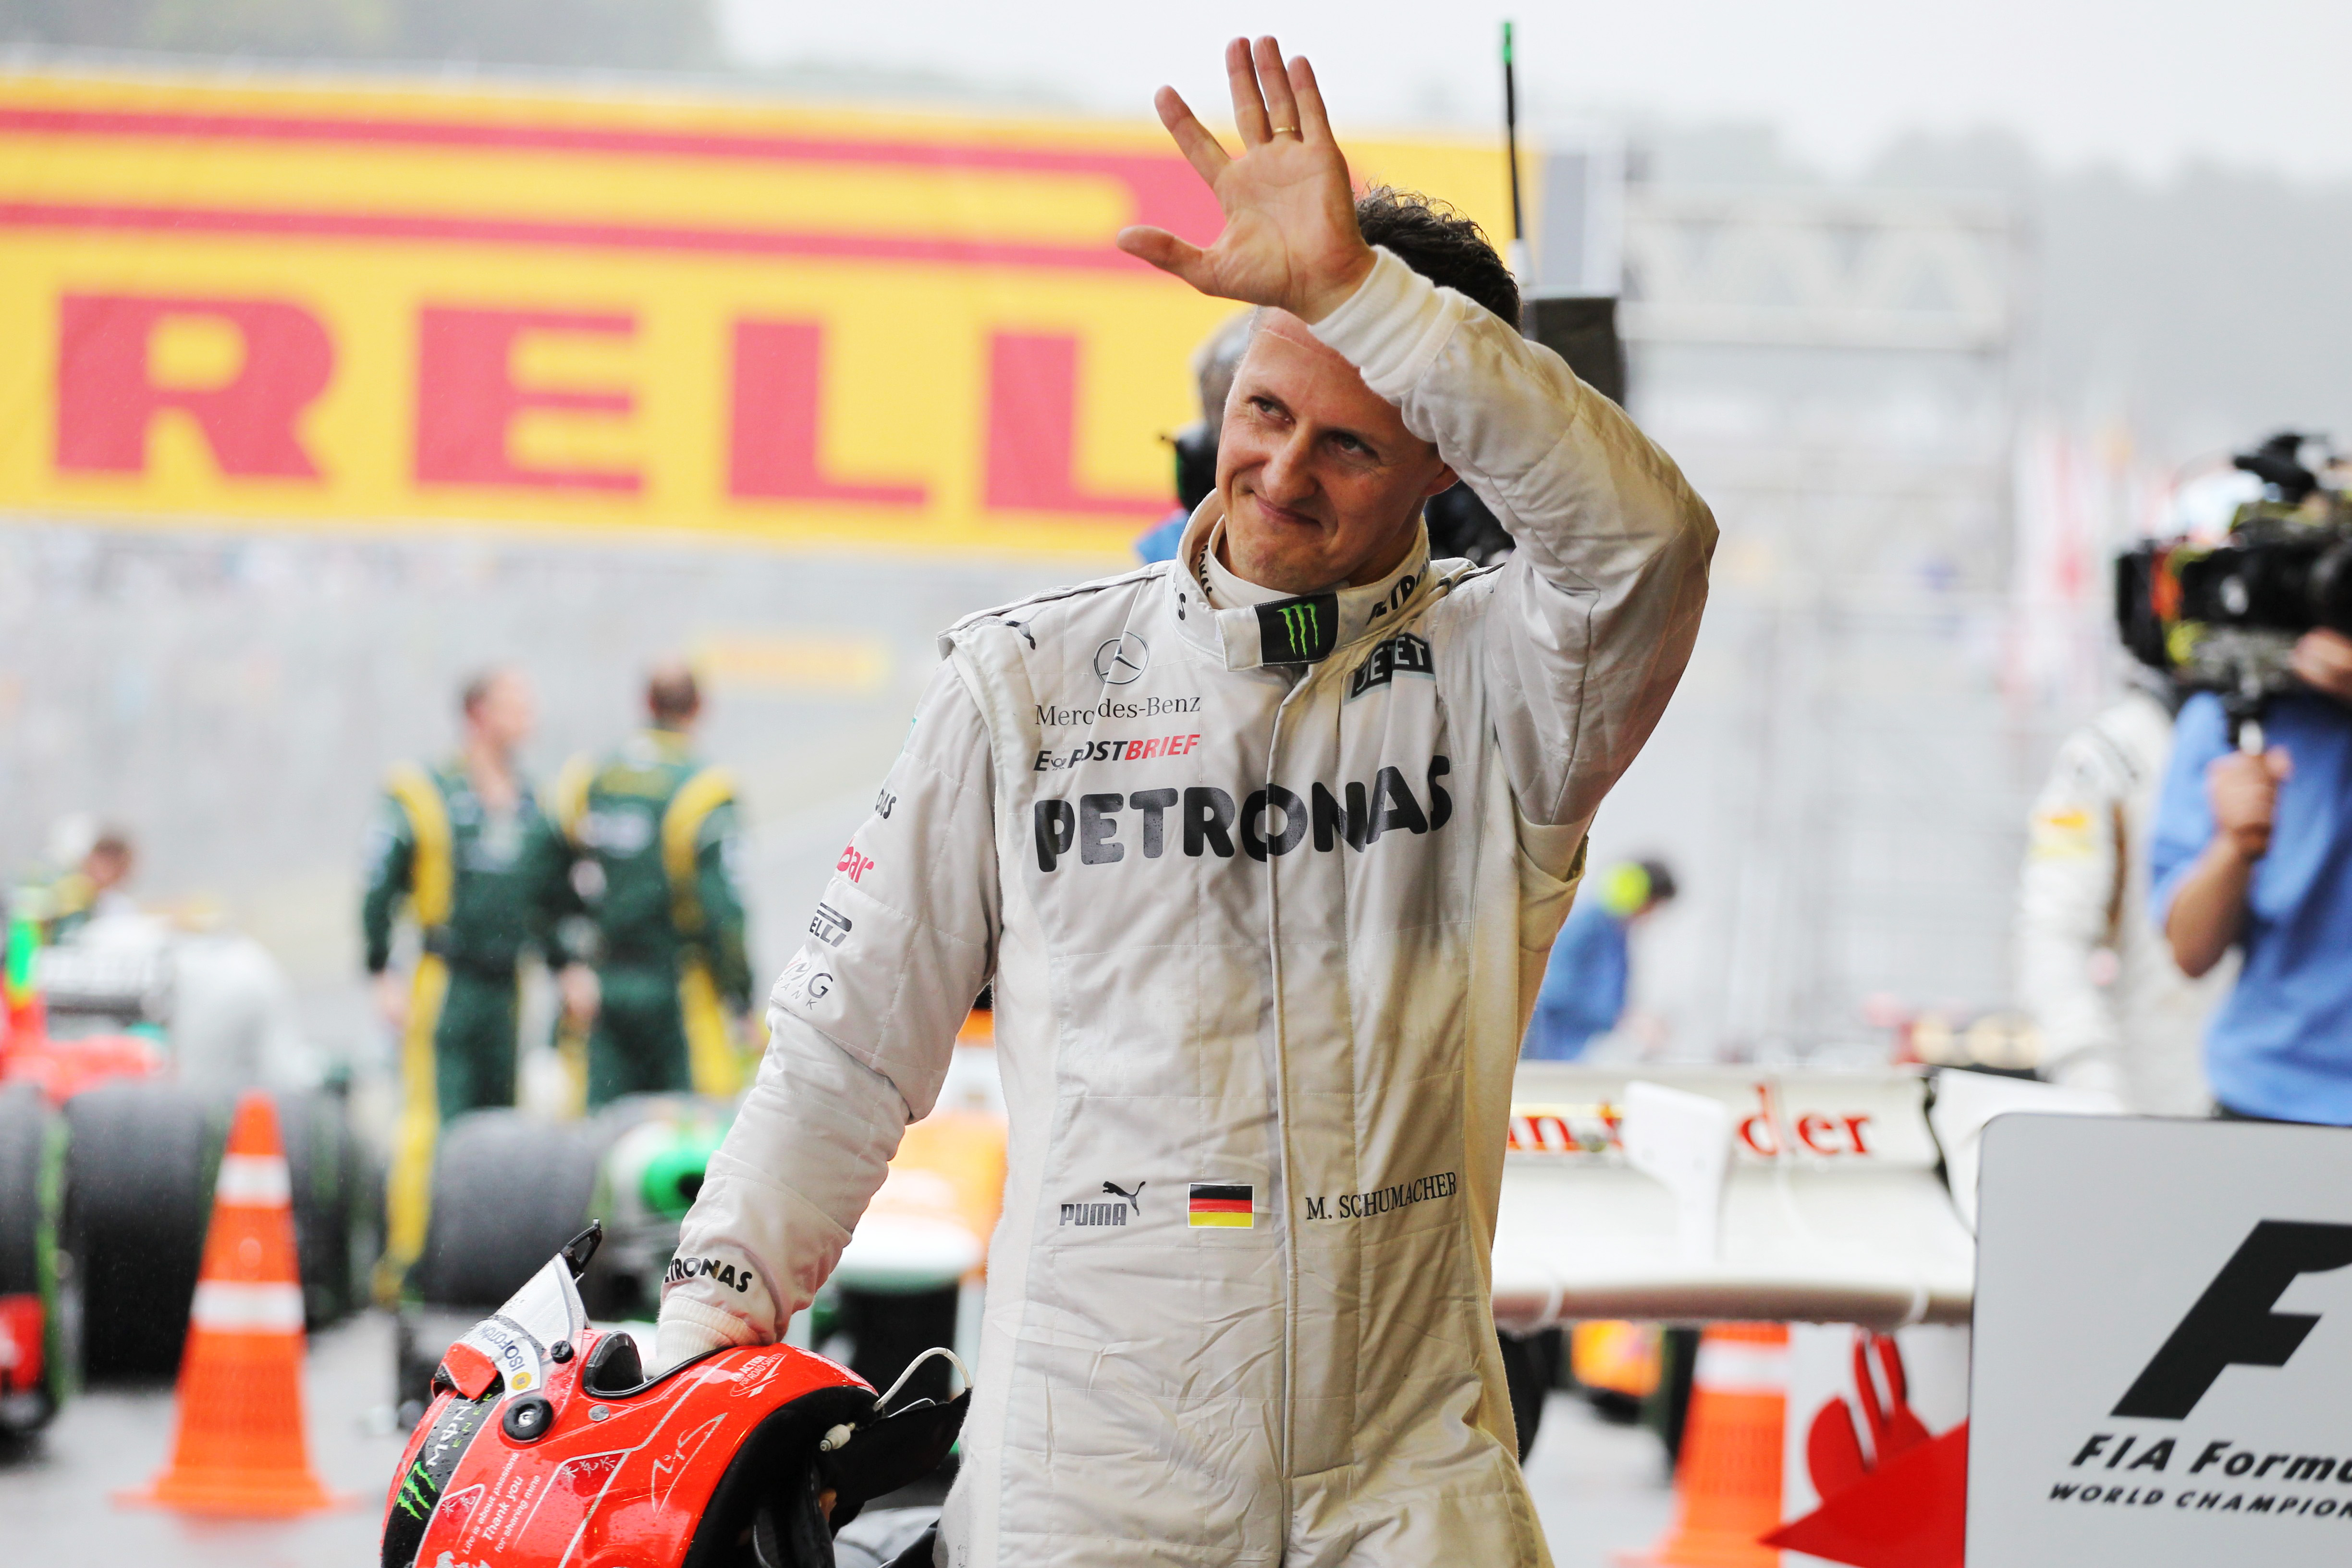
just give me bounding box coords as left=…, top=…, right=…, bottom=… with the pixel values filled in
left=1312, top=250, right=1715, bottom=842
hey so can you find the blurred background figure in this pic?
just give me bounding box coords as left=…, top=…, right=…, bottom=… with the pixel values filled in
left=364, top=667, right=566, bottom=1298
left=1135, top=310, right=1255, bottom=564
left=2014, top=668, right=2232, bottom=1114
left=39, top=818, right=137, bottom=943
left=24, top=817, right=318, bottom=1092
left=1524, top=858, right=1678, bottom=1062
left=551, top=660, right=752, bottom=1108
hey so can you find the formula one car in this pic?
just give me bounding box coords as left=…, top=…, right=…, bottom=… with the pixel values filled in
left=1491, top=1063, right=1981, bottom=1334
left=383, top=1226, right=965, bottom=1568
left=1483, top=1061, right=2097, bottom=1456
left=0, top=894, right=368, bottom=1431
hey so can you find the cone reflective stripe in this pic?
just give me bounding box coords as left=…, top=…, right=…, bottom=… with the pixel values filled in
left=214, top=1151, right=294, bottom=1206
left=1622, top=1323, right=1789, bottom=1568
left=188, top=1280, right=308, bottom=1334
left=117, top=1090, right=347, bottom=1518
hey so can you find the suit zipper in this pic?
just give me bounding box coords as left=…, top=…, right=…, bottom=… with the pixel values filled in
left=1264, top=662, right=1311, bottom=1541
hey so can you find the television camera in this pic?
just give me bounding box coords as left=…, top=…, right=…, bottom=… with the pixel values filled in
left=2118, top=432, right=2352, bottom=744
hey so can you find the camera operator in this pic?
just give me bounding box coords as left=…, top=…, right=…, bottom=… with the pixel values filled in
left=2153, top=628, right=2352, bottom=1122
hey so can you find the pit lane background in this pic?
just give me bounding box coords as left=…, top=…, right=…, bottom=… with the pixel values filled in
left=0, top=66, right=1527, bottom=1068
left=0, top=60, right=2128, bottom=1078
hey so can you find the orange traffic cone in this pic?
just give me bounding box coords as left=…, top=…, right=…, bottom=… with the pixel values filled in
left=1622, top=1323, right=1789, bottom=1568
left=118, top=1090, right=348, bottom=1517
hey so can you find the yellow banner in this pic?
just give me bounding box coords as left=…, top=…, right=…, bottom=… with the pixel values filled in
left=0, top=71, right=1511, bottom=559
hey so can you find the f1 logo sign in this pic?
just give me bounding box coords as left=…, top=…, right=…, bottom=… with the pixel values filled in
left=2112, top=1220, right=2352, bottom=1419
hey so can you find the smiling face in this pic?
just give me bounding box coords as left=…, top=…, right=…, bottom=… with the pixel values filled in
left=1214, top=311, right=1457, bottom=596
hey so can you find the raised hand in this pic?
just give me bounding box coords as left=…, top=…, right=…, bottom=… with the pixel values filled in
left=2208, top=746, right=2290, bottom=860
left=1116, top=36, right=1376, bottom=324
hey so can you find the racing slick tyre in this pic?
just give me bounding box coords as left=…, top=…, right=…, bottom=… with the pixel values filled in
left=274, top=1088, right=365, bottom=1327
left=65, top=1082, right=220, bottom=1380
left=411, top=1110, right=604, bottom=1310
left=0, top=1084, right=77, bottom=1434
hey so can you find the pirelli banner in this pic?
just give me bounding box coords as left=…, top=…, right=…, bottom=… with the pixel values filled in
left=0, top=71, right=1508, bottom=558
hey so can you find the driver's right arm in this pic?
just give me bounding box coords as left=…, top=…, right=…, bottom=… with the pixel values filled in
left=658, top=662, right=1000, bottom=1367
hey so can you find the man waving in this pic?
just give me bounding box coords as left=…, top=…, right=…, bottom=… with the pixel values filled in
left=662, top=38, right=1715, bottom=1566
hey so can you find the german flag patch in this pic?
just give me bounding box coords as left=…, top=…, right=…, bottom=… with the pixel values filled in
left=1188, top=1182, right=1254, bottom=1229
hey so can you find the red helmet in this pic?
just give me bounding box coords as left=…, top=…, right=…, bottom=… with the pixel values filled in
left=381, top=1226, right=964, bottom=1568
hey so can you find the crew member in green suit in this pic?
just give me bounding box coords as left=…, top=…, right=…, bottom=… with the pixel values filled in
left=551, top=661, right=753, bottom=1109
left=364, top=667, right=567, bottom=1299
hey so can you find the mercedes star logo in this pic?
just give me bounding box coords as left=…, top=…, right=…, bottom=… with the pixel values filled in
left=1093, top=633, right=1150, bottom=685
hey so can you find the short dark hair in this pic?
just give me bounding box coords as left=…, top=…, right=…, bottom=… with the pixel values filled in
left=1354, top=187, right=1519, bottom=327
left=460, top=669, right=505, bottom=719
left=647, top=661, right=701, bottom=724
left=1636, top=858, right=1678, bottom=905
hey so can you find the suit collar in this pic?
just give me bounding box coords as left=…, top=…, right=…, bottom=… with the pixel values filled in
left=1166, top=501, right=1433, bottom=672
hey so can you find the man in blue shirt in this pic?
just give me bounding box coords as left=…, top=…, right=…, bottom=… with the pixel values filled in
left=1525, top=858, right=1677, bottom=1060
left=1135, top=507, right=1189, bottom=565
left=2151, top=628, right=2352, bottom=1121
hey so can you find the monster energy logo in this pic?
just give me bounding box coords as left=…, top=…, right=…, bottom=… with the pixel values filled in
left=395, top=1460, right=436, bottom=1519
left=1256, top=594, right=1337, bottom=662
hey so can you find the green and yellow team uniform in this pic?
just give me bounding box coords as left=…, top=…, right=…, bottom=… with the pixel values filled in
left=551, top=729, right=752, bottom=1108
left=363, top=759, right=566, bottom=1299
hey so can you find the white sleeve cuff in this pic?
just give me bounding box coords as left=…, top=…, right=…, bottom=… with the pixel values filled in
left=654, top=1292, right=755, bottom=1371
left=1308, top=246, right=1467, bottom=401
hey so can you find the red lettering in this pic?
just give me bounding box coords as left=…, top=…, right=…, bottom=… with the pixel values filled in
left=56, top=294, right=332, bottom=477
left=984, top=333, right=1170, bottom=518
left=728, top=321, right=925, bottom=505
left=1186, top=734, right=1201, bottom=754
left=1737, top=1084, right=1782, bottom=1157
left=1140, top=737, right=1161, bottom=759
left=1796, top=1112, right=1841, bottom=1154
left=835, top=844, right=873, bottom=883
left=415, top=307, right=638, bottom=491
left=1840, top=1115, right=1874, bottom=1156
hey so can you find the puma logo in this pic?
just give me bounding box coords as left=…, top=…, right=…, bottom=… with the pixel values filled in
left=1061, top=1180, right=1145, bottom=1228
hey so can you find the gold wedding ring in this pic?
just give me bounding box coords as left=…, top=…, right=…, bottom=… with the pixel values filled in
left=1270, top=123, right=1298, bottom=135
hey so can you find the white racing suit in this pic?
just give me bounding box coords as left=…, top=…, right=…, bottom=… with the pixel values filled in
left=661, top=249, right=1716, bottom=1566
left=2015, top=688, right=2233, bottom=1115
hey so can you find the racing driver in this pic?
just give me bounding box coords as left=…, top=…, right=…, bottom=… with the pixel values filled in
left=660, top=37, right=1715, bottom=1566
